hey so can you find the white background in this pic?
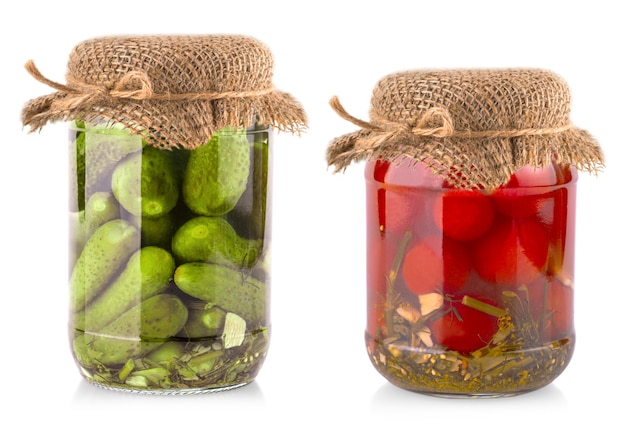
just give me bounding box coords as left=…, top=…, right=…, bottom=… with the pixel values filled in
left=3, top=1, right=623, bottom=431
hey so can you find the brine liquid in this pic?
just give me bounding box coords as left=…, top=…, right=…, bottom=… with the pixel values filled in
left=365, top=159, right=576, bottom=397
left=68, top=123, right=272, bottom=393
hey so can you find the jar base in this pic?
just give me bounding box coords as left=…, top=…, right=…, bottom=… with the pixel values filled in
left=72, top=328, right=270, bottom=394
left=403, top=388, right=532, bottom=399
left=366, top=333, right=574, bottom=397
left=83, top=377, right=253, bottom=395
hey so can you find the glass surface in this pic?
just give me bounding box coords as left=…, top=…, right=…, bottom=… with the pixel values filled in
left=68, top=121, right=272, bottom=393
left=364, top=158, right=577, bottom=397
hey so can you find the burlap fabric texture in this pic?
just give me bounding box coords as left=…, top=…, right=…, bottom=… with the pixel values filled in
left=22, top=34, right=307, bottom=149
left=327, top=68, right=604, bottom=190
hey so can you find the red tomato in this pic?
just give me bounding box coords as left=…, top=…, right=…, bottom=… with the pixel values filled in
left=491, top=163, right=574, bottom=280
left=472, top=217, right=549, bottom=287
left=527, top=277, right=574, bottom=342
left=429, top=296, right=500, bottom=353
left=517, top=217, right=551, bottom=271
left=401, top=235, right=471, bottom=296
left=433, top=189, right=495, bottom=241
left=491, top=165, right=560, bottom=219
left=509, top=164, right=557, bottom=187
left=492, top=179, right=551, bottom=219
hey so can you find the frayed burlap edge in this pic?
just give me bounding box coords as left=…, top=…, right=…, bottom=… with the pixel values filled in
left=22, top=89, right=307, bottom=150
left=327, top=126, right=604, bottom=190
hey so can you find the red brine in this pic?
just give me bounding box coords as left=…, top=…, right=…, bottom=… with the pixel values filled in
left=365, top=158, right=576, bottom=397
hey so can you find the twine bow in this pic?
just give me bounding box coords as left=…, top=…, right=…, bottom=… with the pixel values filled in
left=25, top=60, right=275, bottom=110
left=329, top=95, right=572, bottom=151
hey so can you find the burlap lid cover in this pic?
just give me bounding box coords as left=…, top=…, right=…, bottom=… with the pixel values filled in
left=327, top=68, right=603, bottom=190
left=22, top=34, right=307, bottom=149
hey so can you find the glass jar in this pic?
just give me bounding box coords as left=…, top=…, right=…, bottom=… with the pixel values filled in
left=68, top=120, right=272, bottom=394
left=22, top=34, right=306, bottom=394
left=364, top=157, right=577, bottom=397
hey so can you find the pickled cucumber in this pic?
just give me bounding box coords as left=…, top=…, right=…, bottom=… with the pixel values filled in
left=137, top=213, right=176, bottom=250
left=70, top=219, right=140, bottom=312
left=171, top=216, right=261, bottom=267
left=87, top=293, right=188, bottom=365
left=111, top=145, right=179, bottom=218
left=70, top=122, right=143, bottom=212
left=180, top=305, right=227, bottom=339
left=145, top=341, right=186, bottom=365
left=69, top=192, right=121, bottom=269
left=182, top=127, right=250, bottom=216
left=83, top=191, right=121, bottom=234
left=174, top=262, right=266, bottom=323
left=77, top=246, right=175, bottom=331
left=225, top=138, right=270, bottom=240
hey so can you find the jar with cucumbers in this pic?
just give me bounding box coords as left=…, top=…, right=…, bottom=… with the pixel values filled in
left=327, top=68, right=604, bottom=397
left=67, top=121, right=272, bottom=393
left=22, top=35, right=306, bottom=393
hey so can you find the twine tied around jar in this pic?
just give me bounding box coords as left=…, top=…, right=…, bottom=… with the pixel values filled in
left=326, top=69, right=603, bottom=190
left=330, top=96, right=574, bottom=144
left=22, top=34, right=307, bottom=150
left=25, top=60, right=276, bottom=110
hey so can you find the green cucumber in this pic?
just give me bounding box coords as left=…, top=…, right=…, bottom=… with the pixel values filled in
left=182, top=127, right=250, bottom=216
left=171, top=216, right=261, bottom=268
left=69, top=122, right=143, bottom=212
left=88, top=293, right=188, bottom=365
left=174, top=262, right=266, bottom=324
left=179, top=305, right=227, bottom=339
left=78, top=246, right=175, bottom=331
left=69, top=219, right=140, bottom=312
left=111, top=145, right=179, bottom=218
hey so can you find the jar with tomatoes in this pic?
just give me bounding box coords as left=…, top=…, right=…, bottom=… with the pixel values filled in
left=327, top=69, right=604, bottom=397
